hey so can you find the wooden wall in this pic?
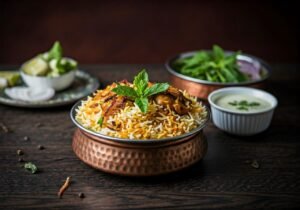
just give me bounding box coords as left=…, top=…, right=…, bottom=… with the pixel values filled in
left=0, top=0, right=299, bottom=64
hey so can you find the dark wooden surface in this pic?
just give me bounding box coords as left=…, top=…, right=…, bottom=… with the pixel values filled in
left=0, top=64, right=300, bottom=210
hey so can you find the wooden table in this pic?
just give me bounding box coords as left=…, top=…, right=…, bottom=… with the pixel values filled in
left=1, top=64, right=300, bottom=209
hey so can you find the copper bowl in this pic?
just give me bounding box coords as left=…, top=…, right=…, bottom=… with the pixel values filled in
left=70, top=100, right=210, bottom=176
left=166, top=51, right=271, bottom=100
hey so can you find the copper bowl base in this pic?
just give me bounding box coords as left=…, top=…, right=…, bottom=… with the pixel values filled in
left=72, top=129, right=207, bottom=176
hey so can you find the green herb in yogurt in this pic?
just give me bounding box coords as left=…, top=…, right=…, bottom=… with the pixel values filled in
left=216, top=94, right=271, bottom=112
left=228, top=100, right=260, bottom=111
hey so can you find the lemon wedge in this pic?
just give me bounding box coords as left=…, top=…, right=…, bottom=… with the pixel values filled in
left=22, top=57, right=49, bottom=76
left=0, top=71, right=20, bottom=87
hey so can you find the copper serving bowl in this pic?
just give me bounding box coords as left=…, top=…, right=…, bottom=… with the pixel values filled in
left=70, top=100, right=210, bottom=176
left=166, top=51, right=271, bottom=100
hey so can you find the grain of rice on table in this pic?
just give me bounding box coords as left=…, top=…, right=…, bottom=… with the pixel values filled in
left=76, top=83, right=207, bottom=140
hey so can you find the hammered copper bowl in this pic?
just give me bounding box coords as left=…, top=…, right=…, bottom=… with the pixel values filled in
left=70, top=100, right=210, bottom=176
left=166, top=51, right=271, bottom=100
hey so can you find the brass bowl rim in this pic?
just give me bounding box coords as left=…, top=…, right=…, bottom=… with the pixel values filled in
left=165, top=50, right=271, bottom=86
left=70, top=100, right=210, bottom=144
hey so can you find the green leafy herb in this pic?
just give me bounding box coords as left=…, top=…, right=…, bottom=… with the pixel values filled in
left=135, top=97, right=148, bottom=113
left=174, top=45, right=248, bottom=83
left=24, top=162, right=38, bottom=174
left=48, top=41, right=63, bottom=61
left=56, top=58, right=78, bottom=74
left=133, top=70, right=148, bottom=95
left=144, top=83, right=170, bottom=97
left=112, top=69, right=169, bottom=113
left=249, top=102, right=260, bottom=106
left=237, top=106, right=249, bottom=111
left=228, top=100, right=260, bottom=111
left=112, top=85, right=138, bottom=99
left=97, top=117, right=104, bottom=127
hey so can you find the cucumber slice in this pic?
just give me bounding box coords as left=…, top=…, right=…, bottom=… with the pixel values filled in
left=22, top=57, right=49, bottom=76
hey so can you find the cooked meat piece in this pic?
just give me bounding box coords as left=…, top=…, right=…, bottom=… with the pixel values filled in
left=103, top=96, right=126, bottom=118
left=155, top=93, right=189, bottom=115
left=173, top=98, right=189, bottom=115
left=93, top=84, right=116, bottom=101
left=167, top=86, right=181, bottom=98
left=101, top=91, right=116, bottom=103
left=89, top=103, right=99, bottom=108
left=119, top=79, right=130, bottom=85
left=148, top=82, right=154, bottom=87
left=106, top=122, right=121, bottom=131
left=154, top=94, right=174, bottom=107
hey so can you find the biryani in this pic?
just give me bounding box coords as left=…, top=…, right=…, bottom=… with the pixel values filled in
left=75, top=70, right=207, bottom=140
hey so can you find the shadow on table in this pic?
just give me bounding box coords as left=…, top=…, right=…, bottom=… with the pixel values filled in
left=96, top=160, right=206, bottom=185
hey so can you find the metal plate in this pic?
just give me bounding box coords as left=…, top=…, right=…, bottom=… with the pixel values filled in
left=0, top=70, right=99, bottom=108
left=70, top=99, right=210, bottom=144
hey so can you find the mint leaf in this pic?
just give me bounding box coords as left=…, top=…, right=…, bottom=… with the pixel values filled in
left=224, top=52, right=240, bottom=65
left=112, top=84, right=138, bottom=98
left=48, top=41, right=63, bottom=61
left=112, top=69, right=170, bottom=113
left=135, top=97, right=148, bottom=113
left=144, top=83, right=169, bottom=97
left=213, top=45, right=224, bottom=61
left=24, top=162, right=38, bottom=174
left=133, top=69, right=148, bottom=96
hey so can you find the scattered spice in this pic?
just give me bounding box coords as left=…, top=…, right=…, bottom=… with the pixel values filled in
left=17, top=149, right=24, bottom=156
left=251, top=160, right=260, bottom=169
left=18, top=157, right=24, bottom=162
left=58, top=176, right=71, bottom=198
left=0, top=122, right=9, bottom=133
left=78, top=192, right=85, bottom=199
left=53, top=158, right=65, bottom=161
left=24, top=162, right=38, bottom=174
left=37, top=145, right=45, bottom=150
left=23, top=136, right=29, bottom=141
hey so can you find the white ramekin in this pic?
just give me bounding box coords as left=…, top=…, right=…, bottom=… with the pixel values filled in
left=208, top=87, right=278, bottom=136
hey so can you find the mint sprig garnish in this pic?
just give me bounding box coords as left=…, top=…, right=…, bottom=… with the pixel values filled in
left=112, top=69, right=169, bottom=113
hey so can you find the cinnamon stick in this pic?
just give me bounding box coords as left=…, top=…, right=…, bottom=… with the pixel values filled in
left=58, top=176, right=71, bottom=198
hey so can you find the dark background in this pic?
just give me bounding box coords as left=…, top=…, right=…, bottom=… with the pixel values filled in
left=0, top=0, right=299, bottom=64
